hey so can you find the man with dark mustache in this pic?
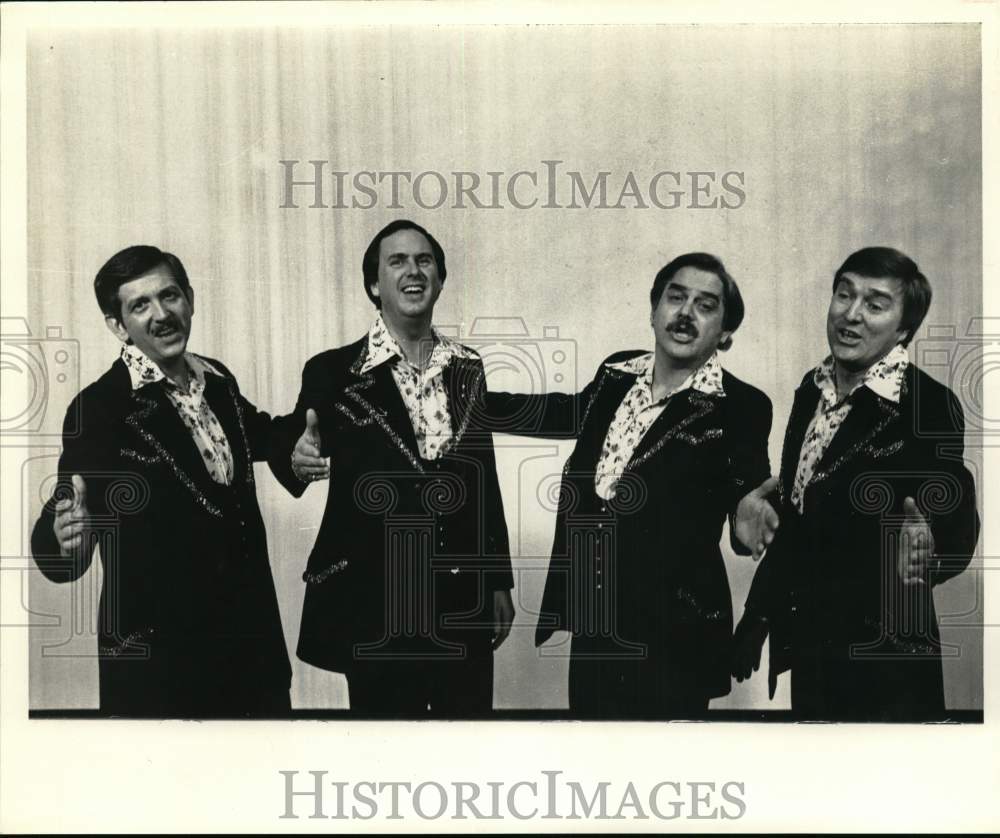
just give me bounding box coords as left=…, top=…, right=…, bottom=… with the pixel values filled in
left=271, top=219, right=515, bottom=715
left=31, top=245, right=292, bottom=716
left=484, top=252, right=777, bottom=717
left=732, top=247, right=980, bottom=720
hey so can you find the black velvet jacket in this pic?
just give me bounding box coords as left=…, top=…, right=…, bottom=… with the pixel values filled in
left=269, top=336, right=514, bottom=673
left=31, top=356, right=291, bottom=716
left=743, top=363, right=980, bottom=717
left=486, top=350, right=773, bottom=698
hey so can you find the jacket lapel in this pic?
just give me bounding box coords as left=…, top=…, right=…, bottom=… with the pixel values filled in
left=809, top=385, right=902, bottom=487
left=571, top=366, right=636, bottom=467
left=624, top=387, right=721, bottom=473
left=778, top=380, right=820, bottom=502
left=122, top=381, right=226, bottom=516
left=442, top=356, right=485, bottom=453
left=203, top=371, right=252, bottom=487
left=341, top=341, right=425, bottom=472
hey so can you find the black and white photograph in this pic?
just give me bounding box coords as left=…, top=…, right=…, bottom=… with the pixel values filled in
left=1, top=0, right=997, bottom=832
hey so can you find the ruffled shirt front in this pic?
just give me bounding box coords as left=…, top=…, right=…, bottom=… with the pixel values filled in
left=121, top=343, right=234, bottom=485
left=789, top=343, right=909, bottom=513
left=594, top=351, right=725, bottom=499
left=361, top=313, right=477, bottom=461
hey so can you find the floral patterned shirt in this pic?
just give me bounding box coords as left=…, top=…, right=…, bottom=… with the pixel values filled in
left=594, top=351, right=725, bottom=499
left=360, top=313, right=477, bottom=461
left=789, top=343, right=909, bottom=513
left=120, top=343, right=235, bottom=485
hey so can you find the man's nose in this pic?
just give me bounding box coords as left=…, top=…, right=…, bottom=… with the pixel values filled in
left=150, top=299, right=170, bottom=320
left=678, top=297, right=696, bottom=317
left=844, top=298, right=864, bottom=321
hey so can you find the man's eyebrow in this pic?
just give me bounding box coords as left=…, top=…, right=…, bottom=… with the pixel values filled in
left=667, top=281, right=720, bottom=302
left=864, top=288, right=896, bottom=301
left=836, top=277, right=897, bottom=301
left=386, top=249, right=432, bottom=259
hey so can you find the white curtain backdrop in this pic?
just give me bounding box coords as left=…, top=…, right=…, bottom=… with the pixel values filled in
left=25, top=23, right=983, bottom=710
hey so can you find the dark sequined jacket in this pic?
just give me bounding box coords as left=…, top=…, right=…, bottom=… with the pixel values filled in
left=31, top=356, right=292, bottom=716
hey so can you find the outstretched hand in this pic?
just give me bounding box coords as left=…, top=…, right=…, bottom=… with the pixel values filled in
left=53, top=474, right=89, bottom=556
left=898, top=496, right=935, bottom=586
left=292, top=408, right=330, bottom=484
left=733, top=476, right=780, bottom=561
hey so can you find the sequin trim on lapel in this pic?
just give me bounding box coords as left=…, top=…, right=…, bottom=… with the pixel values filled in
left=676, top=427, right=723, bottom=446
left=439, top=362, right=484, bottom=457
left=626, top=392, right=718, bottom=471
left=809, top=398, right=903, bottom=487
left=303, top=558, right=349, bottom=584
left=120, top=447, right=162, bottom=466
left=334, top=402, right=363, bottom=425
left=226, top=377, right=256, bottom=488
left=580, top=366, right=613, bottom=429
left=342, top=342, right=426, bottom=474
left=124, top=391, right=223, bottom=517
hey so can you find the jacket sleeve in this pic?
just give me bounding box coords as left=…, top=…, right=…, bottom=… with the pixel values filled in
left=242, top=396, right=277, bottom=464
left=911, top=385, right=980, bottom=587
left=30, top=392, right=115, bottom=583
left=478, top=420, right=515, bottom=593
left=726, top=387, right=774, bottom=556
left=483, top=370, right=602, bottom=440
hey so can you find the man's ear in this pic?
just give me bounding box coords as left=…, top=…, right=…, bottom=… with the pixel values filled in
left=369, top=282, right=380, bottom=300
left=184, top=285, right=195, bottom=316
left=105, top=314, right=129, bottom=343
left=717, top=329, right=734, bottom=352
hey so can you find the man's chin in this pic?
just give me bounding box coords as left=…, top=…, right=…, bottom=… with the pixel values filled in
left=660, top=348, right=714, bottom=370
left=154, top=337, right=188, bottom=359
left=829, top=347, right=868, bottom=372
left=396, top=303, right=432, bottom=320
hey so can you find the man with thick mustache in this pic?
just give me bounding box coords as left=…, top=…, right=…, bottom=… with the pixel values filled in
left=484, top=252, right=776, bottom=717
left=31, top=245, right=292, bottom=716
left=272, top=219, right=515, bottom=715
left=732, top=247, right=980, bottom=720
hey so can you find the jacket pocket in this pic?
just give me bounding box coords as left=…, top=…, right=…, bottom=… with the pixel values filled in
left=302, top=556, right=350, bottom=585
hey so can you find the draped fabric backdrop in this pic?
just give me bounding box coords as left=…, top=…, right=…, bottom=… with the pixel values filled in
left=25, top=24, right=982, bottom=710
